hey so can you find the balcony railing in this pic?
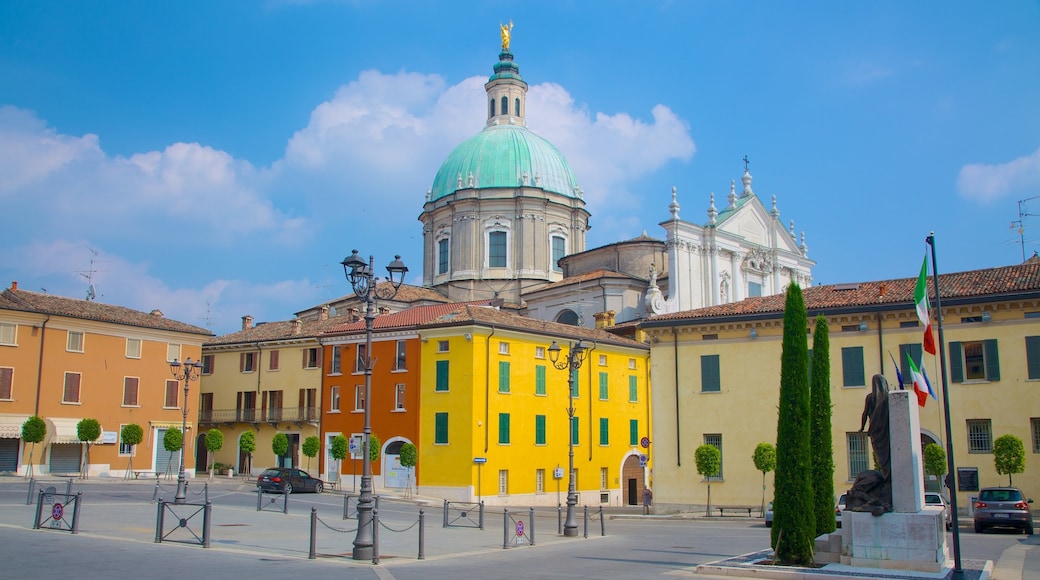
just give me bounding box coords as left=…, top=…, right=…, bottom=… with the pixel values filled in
left=199, top=407, right=320, bottom=425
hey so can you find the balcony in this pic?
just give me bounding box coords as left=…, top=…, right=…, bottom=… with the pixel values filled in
left=199, top=407, right=320, bottom=426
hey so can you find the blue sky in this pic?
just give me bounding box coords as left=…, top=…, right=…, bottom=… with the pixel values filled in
left=2, top=1, right=1039, bottom=336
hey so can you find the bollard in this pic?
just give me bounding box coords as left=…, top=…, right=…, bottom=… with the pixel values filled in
left=418, top=509, right=425, bottom=560
left=502, top=509, right=509, bottom=549
left=203, top=501, right=212, bottom=548
left=26, top=477, right=35, bottom=505
left=372, top=508, right=380, bottom=565
left=599, top=505, right=605, bottom=536
left=344, top=494, right=351, bottom=520
left=155, top=498, right=165, bottom=542
left=152, top=479, right=160, bottom=502
left=479, top=501, right=485, bottom=530
left=256, top=489, right=261, bottom=511
left=282, top=489, right=289, bottom=514
left=309, top=507, right=317, bottom=559
left=33, top=489, right=45, bottom=529
left=443, top=499, right=448, bottom=527
left=583, top=505, right=589, bottom=538
left=558, top=503, right=563, bottom=535
left=204, top=482, right=209, bottom=504
left=66, top=478, right=73, bottom=496
left=529, top=507, right=536, bottom=546
left=71, top=491, right=82, bottom=534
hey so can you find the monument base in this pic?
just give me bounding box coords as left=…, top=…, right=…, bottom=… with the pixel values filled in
left=839, top=507, right=951, bottom=574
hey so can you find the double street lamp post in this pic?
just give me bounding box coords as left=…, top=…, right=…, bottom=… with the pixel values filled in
left=548, top=339, right=587, bottom=537
left=169, top=357, right=203, bottom=504
left=341, top=249, right=408, bottom=561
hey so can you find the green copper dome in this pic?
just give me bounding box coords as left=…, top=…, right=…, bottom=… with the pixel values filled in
left=430, top=124, right=581, bottom=201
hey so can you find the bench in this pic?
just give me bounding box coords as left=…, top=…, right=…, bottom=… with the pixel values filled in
left=132, top=470, right=157, bottom=480
left=715, top=505, right=758, bottom=517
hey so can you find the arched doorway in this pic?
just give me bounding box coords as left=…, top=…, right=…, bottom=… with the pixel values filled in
left=622, top=455, right=643, bottom=506
left=921, top=431, right=942, bottom=492
left=383, top=440, right=408, bottom=489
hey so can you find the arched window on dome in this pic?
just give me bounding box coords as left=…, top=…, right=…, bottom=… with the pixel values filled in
left=501, top=96, right=508, bottom=118
left=551, top=235, right=566, bottom=273
left=515, top=98, right=521, bottom=116
left=488, top=231, right=508, bottom=268
left=437, top=238, right=450, bottom=275
left=555, top=309, right=580, bottom=326
left=489, top=98, right=495, bottom=118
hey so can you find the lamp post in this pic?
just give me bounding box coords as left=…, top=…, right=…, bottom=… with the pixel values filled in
left=548, top=339, right=587, bottom=537
left=341, top=249, right=408, bottom=560
left=169, top=357, right=203, bottom=504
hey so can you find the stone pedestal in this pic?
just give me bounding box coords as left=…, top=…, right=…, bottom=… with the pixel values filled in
left=840, top=508, right=951, bottom=573
left=889, top=390, right=925, bottom=513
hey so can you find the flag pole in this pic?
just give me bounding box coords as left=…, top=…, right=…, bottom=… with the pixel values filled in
left=927, top=232, right=963, bottom=578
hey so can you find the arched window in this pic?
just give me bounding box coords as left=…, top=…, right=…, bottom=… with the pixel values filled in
left=490, top=99, right=495, bottom=118
left=551, top=235, right=566, bottom=272
left=555, top=309, right=580, bottom=326
left=515, top=98, right=521, bottom=116
left=437, top=238, right=450, bottom=275
left=501, top=96, right=508, bottom=117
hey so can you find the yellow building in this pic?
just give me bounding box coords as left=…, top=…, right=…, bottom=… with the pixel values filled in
left=0, top=282, right=211, bottom=477
left=642, top=261, right=1040, bottom=515
left=416, top=304, right=651, bottom=507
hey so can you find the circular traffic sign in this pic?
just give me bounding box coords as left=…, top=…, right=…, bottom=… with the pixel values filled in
left=52, top=503, right=63, bottom=520
left=640, top=437, right=650, bottom=449
left=516, top=520, right=524, bottom=537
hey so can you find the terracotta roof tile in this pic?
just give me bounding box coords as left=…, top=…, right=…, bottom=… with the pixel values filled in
left=322, top=300, right=496, bottom=335
left=531, top=269, right=642, bottom=292
left=205, top=315, right=352, bottom=346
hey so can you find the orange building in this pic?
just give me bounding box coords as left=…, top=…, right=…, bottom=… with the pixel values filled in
left=0, top=282, right=211, bottom=477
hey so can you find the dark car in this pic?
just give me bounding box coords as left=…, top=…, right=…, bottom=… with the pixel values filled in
left=256, top=467, right=324, bottom=494
left=974, top=486, right=1033, bottom=535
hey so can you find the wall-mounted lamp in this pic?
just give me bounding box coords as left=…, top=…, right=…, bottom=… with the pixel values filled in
left=465, top=333, right=473, bottom=341
left=749, top=328, right=758, bottom=338
left=859, top=322, right=868, bottom=332
left=981, top=312, right=991, bottom=323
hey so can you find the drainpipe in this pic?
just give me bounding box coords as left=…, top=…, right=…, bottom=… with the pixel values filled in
left=672, top=327, right=680, bottom=466
left=484, top=326, right=495, bottom=454
left=34, top=315, right=50, bottom=416
left=584, top=341, right=597, bottom=462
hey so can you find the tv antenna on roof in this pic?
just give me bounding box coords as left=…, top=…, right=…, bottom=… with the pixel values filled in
left=1010, top=195, right=1040, bottom=262
left=79, top=247, right=106, bottom=301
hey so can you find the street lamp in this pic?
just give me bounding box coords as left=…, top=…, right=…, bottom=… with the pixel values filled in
left=341, top=249, right=408, bottom=560
left=169, top=357, right=203, bottom=504
left=548, top=339, right=587, bottom=537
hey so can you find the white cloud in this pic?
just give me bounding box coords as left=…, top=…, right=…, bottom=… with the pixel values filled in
left=0, top=106, right=104, bottom=193
left=957, top=147, right=1040, bottom=202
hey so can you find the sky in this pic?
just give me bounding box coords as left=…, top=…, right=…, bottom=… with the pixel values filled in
left=2, top=1, right=1039, bottom=336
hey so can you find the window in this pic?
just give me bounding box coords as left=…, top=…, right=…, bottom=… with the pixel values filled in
left=629, top=419, right=638, bottom=446
left=748, top=281, right=762, bottom=297
left=598, top=354, right=607, bottom=366
left=240, top=352, right=256, bottom=373
left=489, top=231, right=507, bottom=268
left=0, top=367, right=12, bottom=399
left=437, top=340, right=449, bottom=353
left=536, top=469, right=545, bottom=493
left=0, top=322, right=15, bottom=345
left=1031, top=418, right=1040, bottom=454
left=489, top=98, right=495, bottom=117
left=535, top=414, right=546, bottom=445
left=202, top=355, right=214, bottom=375
left=535, top=365, right=546, bottom=395
left=268, top=349, right=280, bottom=371
left=498, top=361, right=510, bottom=393
left=628, top=375, right=638, bottom=402
left=841, top=347, right=865, bottom=387
left=67, top=330, right=84, bottom=352
left=436, top=360, right=449, bottom=391
left=898, top=343, right=924, bottom=387
left=847, top=432, right=869, bottom=479
left=437, top=238, right=449, bottom=275
left=63, top=372, right=80, bottom=403
left=122, top=377, right=139, bottom=406
left=395, top=340, right=407, bottom=371
left=395, top=384, right=406, bottom=410
left=201, top=392, right=213, bottom=422
left=704, top=434, right=723, bottom=480
left=514, top=97, right=520, bottom=116
left=237, top=391, right=257, bottom=421
left=167, top=343, right=180, bottom=362
left=571, top=417, right=579, bottom=445
left=598, top=372, right=609, bottom=400
left=165, top=380, right=179, bottom=408
left=355, top=344, right=367, bottom=374
left=600, top=467, right=608, bottom=490
left=125, top=338, right=141, bottom=359
left=354, top=385, right=365, bottom=411
left=900, top=321, right=920, bottom=328
left=701, top=355, right=720, bottom=392
left=329, top=386, right=341, bottom=412
left=1026, top=337, right=1040, bottom=380
left=500, top=96, right=507, bottom=118
left=551, top=236, right=565, bottom=272
left=599, top=417, right=609, bottom=445
left=118, top=425, right=135, bottom=455
left=434, top=413, right=448, bottom=444
left=265, top=390, right=283, bottom=421
left=535, top=346, right=545, bottom=359
left=967, top=419, right=993, bottom=453
left=304, top=347, right=320, bottom=369
left=499, top=341, right=510, bottom=355
left=950, top=340, right=1000, bottom=382
left=499, top=469, right=509, bottom=495
left=498, top=413, right=510, bottom=444
left=331, top=346, right=342, bottom=374
left=629, top=358, right=636, bottom=369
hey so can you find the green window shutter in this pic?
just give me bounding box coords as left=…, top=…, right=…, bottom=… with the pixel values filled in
left=535, top=415, right=546, bottom=445
left=898, top=344, right=923, bottom=386
left=570, top=368, right=579, bottom=398
left=435, top=360, right=449, bottom=391
left=599, top=417, right=609, bottom=445
left=498, top=413, right=510, bottom=444
left=499, top=361, right=510, bottom=393
left=842, top=347, right=865, bottom=386
left=629, top=419, right=638, bottom=446
left=535, top=365, right=546, bottom=395
left=628, top=375, right=638, bottom=402
left=434, top=413, right=448, bottom=444
left=700, top=355, right=720, bottom=392
left=599, top=372, right=608, bottom=399
left=949, top=342, right=963, bottom=383
left=1027, top=336, right=1040, bottom=380
left=984, top=339, right=1000, bottom=381
left=571, top=417, right=579, bottom=445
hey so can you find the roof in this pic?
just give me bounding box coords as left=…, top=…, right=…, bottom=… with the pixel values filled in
left=205, top=315, right=351, bottom=346
left=421, top=304, right=648, bottom=350
left=528, top=269, right=643, bottom=293
left=641, top=261, right=1040, bottom=326
left=294, top=282, right=449, bottom=318
left=0, top=286, right=212, bottom=336
left=323, top=300, right=496, bottom=335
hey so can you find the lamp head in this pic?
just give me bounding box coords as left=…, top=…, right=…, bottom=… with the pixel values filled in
left=386, top=255, right=408, bottom=289
left=169, top=358, right=182, bottom=376
left=547, top=341, right=562, bottom=364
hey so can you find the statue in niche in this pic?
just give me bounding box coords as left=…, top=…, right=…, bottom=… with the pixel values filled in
left=648, top=263, right=658, bottom=287
left=846, top=374, right=893, bottom=516
left=720, top=278, right=729, bottom=303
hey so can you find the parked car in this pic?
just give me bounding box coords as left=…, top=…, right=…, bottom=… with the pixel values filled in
left=835, top=493, right=847, bottom=528
left=924, top=492, right=952, bottom=530
left=764, top=501, right=773, bottom=527
left=256, top=467, right=324, bottom=494
left=973, top=486, right=1033, bottom=535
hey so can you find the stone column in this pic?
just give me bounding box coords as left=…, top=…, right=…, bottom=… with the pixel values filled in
left=888, top=391, right=924, bottom=513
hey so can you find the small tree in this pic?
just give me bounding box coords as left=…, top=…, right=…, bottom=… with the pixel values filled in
left=272, top=433, right=289, bottom=465
left=810, top=315, right=835, bottom=536
left=923, top=443, right=947, bottom=490
left=120, top=423, right=144, bottom=479
left=753, top=442, right=777, bottom=516
left=330, top=435, right=348, bottom=486
left=302, top=436, right=320, bottom=470
left=76, top=418, right=101, bottom=479
left=695, top=443, right=721, bottom=515
left=21, top=415, right=46, bottom=479
left=400, top=442, right=418, bottom=496
left=368, top=433, right=381, bottom=463
left=205, top=429, right=224, bottom=476
left=240, top=431, right=256, bottom=476
left=993, top=434, right=1026, bottom=486
left=163, top=427, right=183, bottom=479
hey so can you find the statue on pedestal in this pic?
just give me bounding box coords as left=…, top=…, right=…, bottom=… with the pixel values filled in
left=846, top=374, right=893, bottom=516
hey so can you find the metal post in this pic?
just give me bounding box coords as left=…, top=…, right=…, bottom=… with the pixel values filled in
left=282, top=488, right=289, bottom=514
left=26, top=477, right=34, bottom=505
left=309, top=507, right=317, bottom=559
left=65, top=478, right=72, bottom=496
left=204, top=482, right=209, bottom=504
left=418, top=509, right=425, bottom=560
left=372, top=508, right=380, bottom=565
left=442, top=499, right=448, bottom=527
left=33, top=489, right=44, bottom=529
left=583, top=505, right=589, bottom=538
left=550, top=341, right=586, bottom=538
left=155, top=499, right=165, bottom=543
left=203, top=502, right=211, bottom=548
left=599, top=505, right=605, bottom=536
left=174, top=379, right=189, bottom=504
left=71, top=491, right=82, bottom=534
left=344, top=494, right=351, bottom=520
left=503, top=508, right=509, bottom=549
left=256, top=489, right=261, bottom=511
left=529, top=507, right=535, bottom=545
left=152, top=478, right=160, bottom=502
left=558, top=503, right=562, bottom=535
left=479, top=501, right=485, bottom=530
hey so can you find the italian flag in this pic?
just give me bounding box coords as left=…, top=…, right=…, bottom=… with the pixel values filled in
left=907, top=353, right=936, bottom=407
left=915, top=255, right=937, bottom=355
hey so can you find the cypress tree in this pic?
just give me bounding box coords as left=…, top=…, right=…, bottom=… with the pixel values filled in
left=810, top=314, right=835, bottom=536
left=771, top=283, right=815, bottom=564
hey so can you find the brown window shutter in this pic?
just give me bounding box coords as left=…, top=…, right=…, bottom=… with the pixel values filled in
left=0, top=367, right=12, bottom=399
left=270, top=349, right=280, bottom=370
left=240, top=353, right=245, bottom=372
left=317, top=347, right=323, bottom=368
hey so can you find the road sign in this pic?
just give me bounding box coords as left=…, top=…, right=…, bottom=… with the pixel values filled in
left=52, top=503, right=63, bottom=520
left=640, top=437, right=650, bottom=449
left=516, top=520, right=524, bottom=537
left=473, top=457, right=487, bottom=464
left=639, top=454, right=648, bottom=467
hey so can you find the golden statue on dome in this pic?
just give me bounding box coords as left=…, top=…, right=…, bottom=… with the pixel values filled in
left=500, top=20, right=513, bottom=51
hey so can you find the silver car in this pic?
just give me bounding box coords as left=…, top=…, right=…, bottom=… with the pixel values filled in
left=924, top=492, right=952, bottom=530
